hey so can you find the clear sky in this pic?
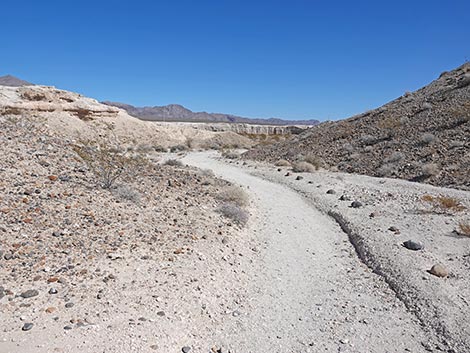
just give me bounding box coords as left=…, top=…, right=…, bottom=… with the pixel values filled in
left=1, top=0, right=469, bottom=120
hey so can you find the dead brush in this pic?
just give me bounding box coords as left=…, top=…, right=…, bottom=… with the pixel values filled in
left=457, top=222, right=470, bottom=237
left=421, top=195, right=467, bottom=214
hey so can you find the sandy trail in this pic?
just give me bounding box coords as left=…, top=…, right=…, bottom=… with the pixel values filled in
left=183, top=152, right=433, bottom=353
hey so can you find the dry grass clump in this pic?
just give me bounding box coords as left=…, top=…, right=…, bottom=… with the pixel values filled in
left=292, top=161, right=316, bottom=173
left=303, top=154, right=324, bottom=170
left=216, top=203, right=249, bottom=226
left=163, top=159, right=184, bottom=167
left=457, top=222, right=470, bottom=237
left=113, top=185, right=141, bottom=204
left=421, top=163, right=439, bottom=178
left=170, top=145, right=188, bottom=153
left=421, top=195, right=467, bottom=213
left=222, top=150, right=240, bottom=159
left=217, top=185, right=248, bottom=207
left=275, top=159, right=291, bottom=167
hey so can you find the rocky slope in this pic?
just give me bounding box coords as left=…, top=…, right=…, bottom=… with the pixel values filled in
left=0, top=113, right=255, bottom=352
left=103, top=101, right=319, bottom=126
left=0, top=84, right=253, bottom=149
left=245, top=63, right=470, bottom=190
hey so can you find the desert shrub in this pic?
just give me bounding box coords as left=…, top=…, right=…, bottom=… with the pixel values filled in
left=360, top=134, right=377, bottom=146
left=113, top=185, right=141, bottom=203
left=377, top=164, right=394, bottom=177
left=217, top=185, right=248, bottom=207
left=385, top=151, right=404, bottom=164
left=170, top=145, right=188, bottom=153
left=74, top=141, right=147, bottom=189
left=420, top=133, right=437, bottom=145
left=422, top=195, right=466, bottom=213
left=343, top=143, right=354, bottom=153
left=201, top=168, right=215, bottom=177
left=292, top=161, right=316, bottom=173
left=275, top=159, right=291, bottom=167
left=163, top=159, right=183, bottom=167
left=222, top=150, right=240, bottom=159
left=216, top=203, right=249, bottom=226
left=458, top=222, right=470, bottom=237
left=421, top=163, right=439, bottom=177
left=422, top=102, right=432, bottom=110
left=136, top=144, right=153, bottom=154
left=303, top=154, right=323, bottom=170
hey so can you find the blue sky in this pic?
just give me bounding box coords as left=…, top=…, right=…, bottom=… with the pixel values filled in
left=1, top=0, right=469, bottom=120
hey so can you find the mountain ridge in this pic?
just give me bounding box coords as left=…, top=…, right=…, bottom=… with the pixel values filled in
left=102, top=101, right=320, bottom=126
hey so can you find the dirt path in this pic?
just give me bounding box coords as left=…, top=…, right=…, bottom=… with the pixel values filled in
left=183, top=152, right=434, bottom=353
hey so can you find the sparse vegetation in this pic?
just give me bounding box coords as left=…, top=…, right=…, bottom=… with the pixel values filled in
left=377, top=164, right=394, bottom=177
left=457, top=222, right=470, bottom=237
left=170, top=144, right=188, bottom=153
left=420, top=133, right=437, bottom=145
left=303, top=154, right=324, bottom=170
left=217, top=185, right=248, bottom=207
left=421, top=163, right=439, bottom=178
left=275, top=159, right=291, bottom=167
left=292, top=161, right=316, bottom=173
left=385, top=151, right=404, bottom=164
left=153, top=145, right=168, bottom=152
left=222, top=150, right=240, bottom=159
left=113, top=184, right=141, bottom=203
left=421, top=195, right=466, bottom=213
left=73, top=140, right=147, bottom=189
left=216, top=203, right=249, bottom=226
left=163, top=159, right=184, bottom=167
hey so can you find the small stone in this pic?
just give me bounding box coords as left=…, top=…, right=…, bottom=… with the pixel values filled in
left=221, top=237, right=229, bottom=245
left=340, top=338, right=349, bottom=344
left=150, top=345, right=158, bottom=350
left=429, top=264, right=448, bottom=278
left=350, top=201, right=363, bottom=208
left=339, top=195, right=351, bottom=201
left=182, top=347, right=191, bottom=353
left=4, top=253, right=13, bottom=260
left=156, top=311, right=165, bottom=317
left=20, top=289, right=39, bottom=299
left=45, top=307, right=56, bottom=313
left=49, top=288, right=58, bottom=295
left=369, top=212, right=377, bottom=218
left=296, top=176, right=303, bottom=180
left=64, top=325, right=73, bottom=330
left=22, top=323, right=33, bottom=331
left=326, top=189, right=336, bottom=194
left=48, top=175, right=58, bottom=181
left=52, top=231, right=61, bottom=237
left=403, top=240, right=424, bottom=251
left=284, top=172, right=290, bottom=177
left=65, top=302, right=75, bottom=308
left=388, top=226, right=399, bottom=233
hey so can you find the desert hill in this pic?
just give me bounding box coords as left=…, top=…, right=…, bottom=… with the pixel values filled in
left=0, top=74, right=32, bottom=87
left=103, top=101, right=320, bottom=126
left=0, top=84, right=252, bottom=150
left=245, top=63, right=470, bottom=190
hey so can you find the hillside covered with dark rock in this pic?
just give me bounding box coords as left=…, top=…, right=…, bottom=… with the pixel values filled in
left=245, top=63, right=470, bottom=190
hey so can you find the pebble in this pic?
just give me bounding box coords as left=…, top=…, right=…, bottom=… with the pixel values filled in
left=182, top=346, right=191, bottom=353
left=65, top=302, right=75, bottom=308
left=296, top=176, right=303, bottom=180
left=156, top=311, right=165, bottom=317
left=284, top=172, right=290, bottom=177
left=339, top=195, right=352, bottom=201
left=22, top=323, right=33, bottom=331
left=403, top=240, right=424, bottom=251
left=350, top=201, right=363, bottom=208
left=20, top=289, right=39, bottom=299
left=429, top=264, right=448, bottom=278
left=64, top=325, right=73, bottom=330
left=49, top=288, right=58, bottom=295
left=326, top=189, right=336, bottom=194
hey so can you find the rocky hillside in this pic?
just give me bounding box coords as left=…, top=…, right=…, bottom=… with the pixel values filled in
left=0, top=84, right=253, bottom=150
left=103, top=101, right=319, bottom=126
left=0, top=75, right=32, bottom=87
left=246, top=63, right=470, bottom=190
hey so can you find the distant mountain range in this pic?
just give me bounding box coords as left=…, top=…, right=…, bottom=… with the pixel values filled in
left=0, top=75, right=32, bottom=87
left=0, top=75, right=319, bottom=126
left=102, top=101, right=319, bottom=126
